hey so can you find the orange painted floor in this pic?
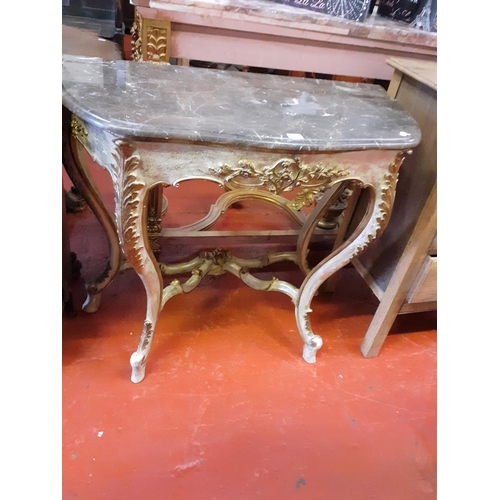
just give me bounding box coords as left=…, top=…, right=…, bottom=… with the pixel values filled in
left=62, top=149, right=437, bottom=498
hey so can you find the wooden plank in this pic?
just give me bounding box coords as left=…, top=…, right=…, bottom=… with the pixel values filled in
left=407, top=256, right=437, bottom=304
left=360, top=183, right=437, bottom=358
left=386, top=57, right=437, bottom=91
left=387, top=69, right=403, bottom=99
left=429, top=234, right=437, bottom=255
left=399, top=301, right=437, bottom=315
left=357, top=75, right=436, bottom=292
left=351, top=258, right=384, bottom=301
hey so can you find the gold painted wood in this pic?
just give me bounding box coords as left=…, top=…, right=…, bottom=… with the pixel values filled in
left=210, top=156, right=350, bottom=211
left=131, top=8, right=172, bottom=63
left=142, top=16, right=171, bottom=63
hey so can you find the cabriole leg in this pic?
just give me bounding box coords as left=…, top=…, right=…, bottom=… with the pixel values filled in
left=110, top=140, right=164, bottom=383
left=296, top=178, right=395, bottom=362
left=62, top=107, right=122, bottom=313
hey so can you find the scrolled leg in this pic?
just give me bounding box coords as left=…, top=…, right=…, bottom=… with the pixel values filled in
left=295, top=181, right=393, bottom=362
left=62, top=106, right=122, bottom=313
left=110, top=140, right=164, bottom=383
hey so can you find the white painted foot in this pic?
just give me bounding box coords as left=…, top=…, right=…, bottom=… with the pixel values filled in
left=130, top=352, right=146, bottom=383
left=82, top=292, right=102, bottom=313
left=302, top=335, right=323, bottom=363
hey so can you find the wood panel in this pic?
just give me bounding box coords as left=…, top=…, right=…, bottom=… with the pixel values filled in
left=356, top=75, right=437, bottom=292
left=406, top=256, right=437, bottom=304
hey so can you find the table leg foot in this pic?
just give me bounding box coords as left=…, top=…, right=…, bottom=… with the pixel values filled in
left=302, top=335, right=324, bottom=364
left=82, top=291, right=102, bottom=313
left=130, top=352, right=147, bottom=383
left=129, top=318, right=159, bottom=383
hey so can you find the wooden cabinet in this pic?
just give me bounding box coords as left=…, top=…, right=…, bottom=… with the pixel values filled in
left=352, top=58, right=437, bottom=357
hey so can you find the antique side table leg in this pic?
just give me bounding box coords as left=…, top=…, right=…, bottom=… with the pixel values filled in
left=128, top=209, right=163, bottom=383
left=295, top=155, right=404, bottom=362
left=110, top=141, right=164, bottom=383
left=62, top=107, right=122, bottom=313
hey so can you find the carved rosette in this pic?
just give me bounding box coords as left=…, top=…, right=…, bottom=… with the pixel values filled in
left=209, top=157, right=350, bottom=210
left=110, top=140, right=146, bottom=270
left=130, top=10, right=143, bottom=61
left=352, top=152, right=406, bottom=258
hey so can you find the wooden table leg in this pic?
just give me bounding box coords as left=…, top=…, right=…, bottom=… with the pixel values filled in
left=295, top=155, right=404, bottom=363
left=360, top=183, right=437, bottom=358
left=62, top=107, right=122, bottom=313
left=109, top=141, right=164, bottom=383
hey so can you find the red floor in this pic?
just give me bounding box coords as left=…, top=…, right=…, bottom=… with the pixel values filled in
left=62, top=150, right=437, bottom=498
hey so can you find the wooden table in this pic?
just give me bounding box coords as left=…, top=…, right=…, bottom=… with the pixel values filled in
left=353, top=57, right=437, bottom=357
left=129, top=0, right=436, bottom=80
left=62, top=55, right=419, bottom=382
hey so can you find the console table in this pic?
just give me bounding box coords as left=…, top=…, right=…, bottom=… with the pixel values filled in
left=62, top=55, right=419, bottom=382
left=129, top=0, right=436, bottom=80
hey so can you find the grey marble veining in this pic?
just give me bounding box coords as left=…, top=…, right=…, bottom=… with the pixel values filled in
left=62, top=55, right=420, bottom=152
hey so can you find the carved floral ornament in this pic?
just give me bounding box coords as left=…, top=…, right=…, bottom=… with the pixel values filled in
left=209, top=157, right=350, bottom=210
left=131, top=10, right=171, bottom=64
left=71, top=114, right=88, bottom=144
left=130, top=10, right=142, bottom=62
left=110, top=140, right=146, bottom=271
left=351, top=151, right=406, bottom=259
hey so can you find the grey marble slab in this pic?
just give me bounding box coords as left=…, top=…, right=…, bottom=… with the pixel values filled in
left=62, top=55, right=420, bottom=152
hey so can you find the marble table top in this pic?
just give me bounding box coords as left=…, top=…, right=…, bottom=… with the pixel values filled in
left=62, top=55, right=420, bottom=152
left=131, top=0, right=437, bottom=48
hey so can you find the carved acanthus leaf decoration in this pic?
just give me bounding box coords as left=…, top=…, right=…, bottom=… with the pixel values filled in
left=110, top=140, right=145, bottom=270
left=375, top=152, right=405, bottom=237
left=287, top=189, right=318, bottom=211
left=210, top=157, right=350, bottom=210
left=130, top=10, right=142, bottom=61
left=352, top=152, right=406, bottom=258
left=139, top=321, right=154, bottom=351
left=71, top=114, right=89, bottom=146
left=146, top=27, right=169, bottom=63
